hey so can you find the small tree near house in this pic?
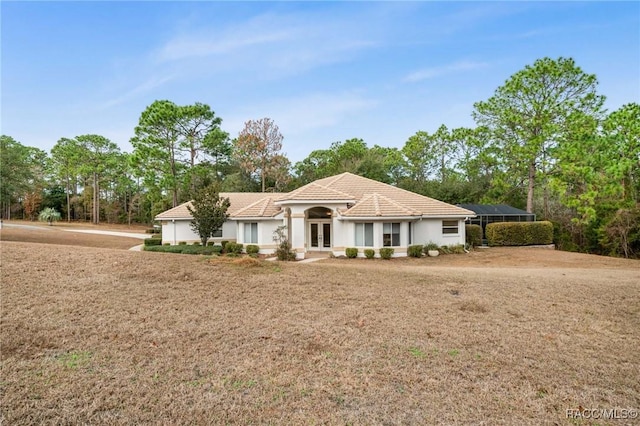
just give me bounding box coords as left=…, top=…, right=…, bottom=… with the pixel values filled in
left=187, top=184, right=230, bottom=246
left=273, top=225, right=296, bottom=261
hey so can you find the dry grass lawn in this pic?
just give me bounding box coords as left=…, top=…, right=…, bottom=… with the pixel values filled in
left=1, top=229, right=639, bottom=424
left=0, top=220, right=146, bottom=250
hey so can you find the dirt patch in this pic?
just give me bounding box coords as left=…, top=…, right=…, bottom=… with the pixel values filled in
left=2, top=240, right=639, bottom=424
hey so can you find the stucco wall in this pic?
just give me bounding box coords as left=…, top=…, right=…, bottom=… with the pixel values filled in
left=413, top=218, right=466, bottom=247
left=160, top=219, right=237, bottom=245
left=333, top=218, right=466, bottom=257
left=236, top=219, right=282, bottom=254
left=161, top=216, right=466, bottom=257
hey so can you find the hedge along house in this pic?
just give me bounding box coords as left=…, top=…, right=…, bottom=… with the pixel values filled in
left=156, top=172, right=475, bottom=259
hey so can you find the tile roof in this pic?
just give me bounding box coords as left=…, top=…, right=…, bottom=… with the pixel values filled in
left=341, top=193, right=421, bottom=217
left=155, top=173, right=474, bottom=220
left=232, top=195, right=283, bottom=218
left=277, top=182, right=355, bottom=201
left=279, top=173, right=475, bottom=217
left=155, top=192, right=286, bottom=220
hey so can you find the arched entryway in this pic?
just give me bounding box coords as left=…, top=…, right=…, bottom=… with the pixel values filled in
left=306, top=207, right=332, bottom=251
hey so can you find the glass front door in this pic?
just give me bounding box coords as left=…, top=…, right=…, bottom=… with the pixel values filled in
left=309, top=222, right=331, bottom=250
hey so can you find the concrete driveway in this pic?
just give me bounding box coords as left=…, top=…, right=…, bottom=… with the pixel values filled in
left=1, top=222, right=149, bottom=250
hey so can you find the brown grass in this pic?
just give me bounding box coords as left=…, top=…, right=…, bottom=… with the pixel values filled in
left=1, top=235, right=639, bottom=425
left=0, top=221, right=143, bottom=250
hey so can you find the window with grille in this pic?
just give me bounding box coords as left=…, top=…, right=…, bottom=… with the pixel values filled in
left=442, top=220, right=459, bottom=235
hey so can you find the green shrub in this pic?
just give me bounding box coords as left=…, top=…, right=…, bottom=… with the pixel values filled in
left=210, top=245, right=223, bottom=254
left=145, top=229, right=156, bottom=234
left=439, top=245, right=452, bottom=254
left=246, top=244, right=260, bottom=255
left=486, top=221, right=554, bottom=246
left=465, top=224, right=483, bottom=247
left=225, top=242, right=243, bottom=255
left=408, top=245, right=423, bottom=258
left=276, top=241, right=297, bottom=261
left=226, top=252, right=239, bottom=258
left=145, top=245, right=219, bottom=255
left=193, top=242, right=201, bottom=246
left=379, top=247, right=394, bottom=259
left=438, top=245, right=465, bottom=254
left=207, top=241, right=215, bottom=246
left=345, top=248, right=358, bottom=258
left=423, top=242, right=439, bottom=253
left=364, top=249, right=375, bottom=259
left=144, top=238, right=162, bottom=246
left=163, top=243, right=170, bottom=246
left=179, top=245, right=206, bottom=255
left=178, top=241, right=187, bottom=246
left=144, top=245, right=184, bottom=253
left=151, top=233, right=162, bottom=239
left=447, top=244, right=466, bottom=254
left=221, top=241, right=229, bottom=252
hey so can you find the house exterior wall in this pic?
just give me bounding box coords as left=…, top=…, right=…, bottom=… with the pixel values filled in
left=331, top=218, right=466, bottom=258
left=161, top=215, right=467, bottom=258
left=236, top=219, right=282, bottom=254
left=285, top=203, right=350, bottom=260
left=161, top=219, right=237, bottom=245
left=413, top=218, right=466, bottom=247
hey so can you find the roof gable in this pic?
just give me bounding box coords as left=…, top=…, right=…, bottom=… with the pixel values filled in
left=276, top=182, right=355, bottom=202
left=317, top=173, right=474, bottom=217
left=341, top=193, right=421, bottom=217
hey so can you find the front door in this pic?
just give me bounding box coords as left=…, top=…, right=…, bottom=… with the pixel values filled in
left=309, top=222, right=331, bottom=250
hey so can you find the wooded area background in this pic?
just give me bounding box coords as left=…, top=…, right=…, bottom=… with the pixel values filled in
left=2, top=57, right=638, bottom=257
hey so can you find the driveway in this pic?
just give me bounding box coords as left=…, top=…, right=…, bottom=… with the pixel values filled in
left=59, top=229, right=148, bottom=239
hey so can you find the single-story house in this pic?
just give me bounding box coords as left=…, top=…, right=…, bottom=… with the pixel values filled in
left=155, top=172, right=476, bottom=259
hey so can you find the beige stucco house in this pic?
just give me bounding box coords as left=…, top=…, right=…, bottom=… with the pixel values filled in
left=155, top=172, right=475, bottom=259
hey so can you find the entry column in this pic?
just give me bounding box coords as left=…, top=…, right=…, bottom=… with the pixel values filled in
left=290, top=213, right=306, bottom=260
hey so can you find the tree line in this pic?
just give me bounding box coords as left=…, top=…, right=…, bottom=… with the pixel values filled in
left=1, top=57, right=638, bottom=257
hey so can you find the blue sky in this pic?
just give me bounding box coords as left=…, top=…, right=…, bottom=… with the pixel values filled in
left=2, top=1, right=639, bottom=163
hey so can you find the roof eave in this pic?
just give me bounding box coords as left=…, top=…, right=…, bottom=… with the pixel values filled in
left=229, top=215, right=282, bottom=221
left=155, top=216, right=193, bottom=221
left=338, top=215, right=421, bottom=221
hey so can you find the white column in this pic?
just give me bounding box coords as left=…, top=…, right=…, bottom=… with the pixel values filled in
left=290, top=213, right=306, bottom=259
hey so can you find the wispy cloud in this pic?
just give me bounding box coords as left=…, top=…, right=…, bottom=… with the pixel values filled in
left=101, top=75, right=174, bottom=109
left=404, top=61, right=489, bottom=83
left=158, top=29, right=293, bottom=62
left=152, top=10, right=379, bottom=79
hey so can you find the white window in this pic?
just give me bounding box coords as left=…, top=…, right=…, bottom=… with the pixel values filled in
left=383, top=223, right=400, bottom=246
left=355, top=223, right=374, bottom=246
left=442, top=220, right=459, bottom=235
left=244, top=222, right=258, bottom=243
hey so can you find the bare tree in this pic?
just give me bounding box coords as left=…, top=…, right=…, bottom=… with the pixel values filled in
left=233, top=118, right=286, bottom=192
